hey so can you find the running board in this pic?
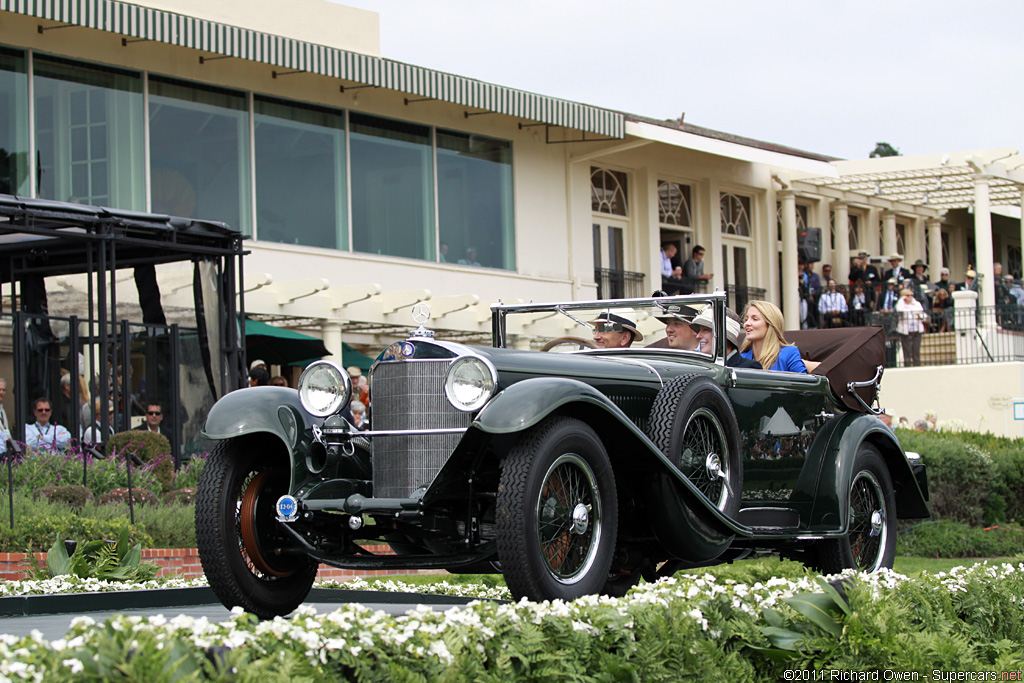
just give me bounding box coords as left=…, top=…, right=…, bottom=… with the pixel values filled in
left=737, top=506, right=800, bottom=530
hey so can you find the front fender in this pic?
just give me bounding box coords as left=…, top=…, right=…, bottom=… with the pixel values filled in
left=475, top=377, right=629, bottom=434
left=203, top=386, right=314, bottom=457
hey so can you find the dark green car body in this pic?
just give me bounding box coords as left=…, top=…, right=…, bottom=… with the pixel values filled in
left=203, top=295, right=929, bottom=593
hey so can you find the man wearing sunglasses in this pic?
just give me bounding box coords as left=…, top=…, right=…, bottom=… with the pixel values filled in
left=143, top=401, right=165, bottom=435
left=24, top=397, right=71, bottom=452
left=590, top=310, right=643, bottom=348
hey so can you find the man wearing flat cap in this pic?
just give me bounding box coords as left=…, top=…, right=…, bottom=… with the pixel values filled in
left=591, top=310, right=643, bottom=348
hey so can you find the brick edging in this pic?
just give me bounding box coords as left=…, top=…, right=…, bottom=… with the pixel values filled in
left=0, top=546, right=426, bottom=582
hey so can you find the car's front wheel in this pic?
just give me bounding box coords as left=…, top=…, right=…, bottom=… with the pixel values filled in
left=497, top=417, right=618, bottom=602
left=813, top=444, right=896, bottom=573
left=195, top=438, right=318, bottom=619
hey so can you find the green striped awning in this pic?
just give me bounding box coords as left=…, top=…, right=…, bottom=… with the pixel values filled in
left=2, top=0, right=624, bottom=138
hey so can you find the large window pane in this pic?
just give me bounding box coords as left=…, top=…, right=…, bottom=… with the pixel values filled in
left=350, top=113, right=433, bottom=260
left=437, top=130, right=514, bottom=269
left=149, top=77, right=250, bottom=233
left=0, top=47, right=28, bottom=196
left=254, top=96, right=346, bottom=249
left=34, top=55, right=143, bottom=209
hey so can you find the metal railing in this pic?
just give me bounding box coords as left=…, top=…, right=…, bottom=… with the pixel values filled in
left=868, top=305, right=1024, bottom=368
left=595, top=268, right=646, bottom=300
left=727, top=285, right=767, bottom=313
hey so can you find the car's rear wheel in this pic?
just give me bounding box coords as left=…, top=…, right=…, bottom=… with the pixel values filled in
left=813, top=444, right=896, bottom=574
left=195, top=438, right=318, bottom=619
left=497, top=417, right=617, bottom=602
left=646, top=374, right=742, bottom=518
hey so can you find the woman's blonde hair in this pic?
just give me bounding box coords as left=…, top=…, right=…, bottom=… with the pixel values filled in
left=740, top=300, right=792, bottom=370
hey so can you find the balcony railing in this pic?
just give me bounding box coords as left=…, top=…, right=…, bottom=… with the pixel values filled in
left=595, top=268, right=646, bottom=300
left=727, top=285, right=767, bottom=313
left=867, top=305, right=1024, bottom=368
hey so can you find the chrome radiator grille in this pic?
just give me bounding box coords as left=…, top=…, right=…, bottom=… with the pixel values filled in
left=370, top=359, right=472, bottom=499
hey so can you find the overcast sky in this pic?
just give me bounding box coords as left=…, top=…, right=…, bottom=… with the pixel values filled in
left=329, top=0, right=1021, bottom=160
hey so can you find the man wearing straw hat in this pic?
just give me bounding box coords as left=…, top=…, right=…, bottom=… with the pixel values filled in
left=590, top=309, right=644, bottom=348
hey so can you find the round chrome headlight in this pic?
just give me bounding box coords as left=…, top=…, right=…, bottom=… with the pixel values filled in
left=298, top=361, right=351, bottom=417
left=444, top=356, right=497, bottom=412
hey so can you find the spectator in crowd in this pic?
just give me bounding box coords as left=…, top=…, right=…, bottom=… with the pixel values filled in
left=458, top=247, right=481, bottom=267
left=249, top=366, right=270, bottom=387
left=932, top=287, right=953, bottom=332
left=270, top=375, right=288, bottom=387
left=439, top=242, right=449, bottom=263
left=876, top=278, right=900, bottom=312
left=849, top=283, right=869, bottom=327
left=142, top=401, right=164, bottom=435
left=25, top=397, right=71, bottom=451
left=0, top=378, right=10, bottom=455
left=933, top=267, right=952, bottom=291
left=883, top=254, right=912, bottom=284
left=349, top=400, right=369, bottom=430
left=682, top=245, right=713, bottom=293
left=1009, top=276, right=1024, bottom=305
left=81, top=397, right=114, bottom=446
left=250, top=359, right=266, bottom=373
left=659, top=242, right=685, bottom=294
left=656, top=304, right=699, bottom=350
left=908, top=260, right=932, bottom=308
left=851, top=251, right=880, bottom=287
left=800, top=261, right=822, bottom=300
left=818, top=279, right=848, bottom=328
left=821, top=264, right=833, bottom=285
left=913, top=419, right=929, bottom=431
left=994, top=262, right=1003, bottom=278
left=346, top=366, right=369, bottom=405
left=740, top=300, right=807, bottom=373
left=591, top=310, right=643, bottom=348
left=959, top=269, right=979, bottom=292
left=895, top=287, right=927, bottom=366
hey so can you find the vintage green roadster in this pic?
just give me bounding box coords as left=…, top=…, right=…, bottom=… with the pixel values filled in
left=195, top=293, right=929, bottom=618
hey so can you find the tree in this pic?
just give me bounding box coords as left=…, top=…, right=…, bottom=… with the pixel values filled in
left=869, top=142, right=901, bottom=158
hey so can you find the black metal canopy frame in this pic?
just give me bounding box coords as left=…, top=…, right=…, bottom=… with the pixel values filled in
left=0, top=193, right=247, bottom=463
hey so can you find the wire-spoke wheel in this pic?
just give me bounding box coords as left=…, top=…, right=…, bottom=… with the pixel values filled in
left=646, top=375, right=741, bottom=517
left=497, top=417, right=617, bottom=602
left=196, top=438, right=318, bottom=619
left=812, top=444, right=896, bottom=574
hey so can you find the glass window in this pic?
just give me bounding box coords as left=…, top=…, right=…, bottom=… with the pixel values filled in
left=437, top=129, right=514, bottom=269
left=349, top=113, right=433, bottom=260
left=658, top=180, right=691, bottom=226
left=723, top=193, right=752, bottom=236
left=0, top=47, right=28, bottom=196
left=33, top=55, right=144, bottom=209
left=149, top=77, right=251, bottom=234
left=591, top=167, right=628, bottom=216
left=254, top=96, right=347, bottom=249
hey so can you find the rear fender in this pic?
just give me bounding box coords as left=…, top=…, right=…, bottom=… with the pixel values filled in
left=468, top=377, right=743, bottom=561
left=809, top=413, right=930, bottom=530
left=203, top=386, right=317, bottom=490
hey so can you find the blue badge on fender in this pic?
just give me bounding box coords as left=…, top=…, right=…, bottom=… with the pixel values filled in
left=275, top=495, right=299, bottom=522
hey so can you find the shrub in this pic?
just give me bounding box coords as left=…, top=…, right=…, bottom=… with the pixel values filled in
left=33, top=485, right=92, bottom=508
left=106, top=431, right=174, bottom=492
left=97, top=488, right=159, bottom=506
left=894, top=429, right=1000, bottom=525
left=162, top=488, right=195, bottom=505
left=897, top=519, right=1024, bottom=558
left=0, top=509, right=152, bottom=554
left=172, top=452, right=207, bottom=490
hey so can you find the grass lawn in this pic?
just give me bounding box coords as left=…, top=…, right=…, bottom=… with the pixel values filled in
left=362, top=555, right=1022, bottom=590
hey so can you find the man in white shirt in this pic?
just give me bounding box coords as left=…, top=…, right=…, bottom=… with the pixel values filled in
left=818, top=279, right=849, bottom=328
left=25, top=397, right=71, bottom=452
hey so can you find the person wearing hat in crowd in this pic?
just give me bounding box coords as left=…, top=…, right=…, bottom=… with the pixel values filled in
left=250, top=359, right=266, bottom=373
left=655, top=303, right=699, bottom=350
left=908, top=259, right=932, bottom=309
left=689, top=308, right=761, bottom=368
left=248, top=364, right=270, bottom=387
left=876, top=278, right=900, bottom=312
left=959, top=268, right=979, bottom=292
left=933, top=266, right=951, bottom=291
left=347, top=366, right=370, bottom=405
left=882, top=254, right=912, bottom=284
left=590, top=310, right=643, bottom=348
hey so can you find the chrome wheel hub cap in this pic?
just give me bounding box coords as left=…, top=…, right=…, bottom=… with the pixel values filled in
left=870, top=509, right=883, bottom=537
left=570, top=503, right=590, bottom=535
left=705, top=452, right=722, bottom=479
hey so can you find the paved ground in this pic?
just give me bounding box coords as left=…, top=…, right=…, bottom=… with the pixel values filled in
left=0, top=589, right=478, bottom=640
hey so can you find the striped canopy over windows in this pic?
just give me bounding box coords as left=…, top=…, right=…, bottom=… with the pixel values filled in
left=1, top=0, right=622, bottom=138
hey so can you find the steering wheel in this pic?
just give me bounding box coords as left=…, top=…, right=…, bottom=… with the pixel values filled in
left=540, top=336, right=598, bottom=352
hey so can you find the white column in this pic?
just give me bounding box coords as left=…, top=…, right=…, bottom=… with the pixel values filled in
left=779, top=190, right=800, bottom=329
left=818, top=199, right=832, bottom=267
left=974, top=176, right=996, bottom=308
left=912, top=216, right=926, bottom=262
left=866, top=207, right=881, bottom=261
left=881, top=211, right=898, bottom=258
left=927, top=218, right=943, bottom=275
left=708, top=186, right=724, bottom=294
left=833, top=201, right=850, bottom=283
left=321, top=322, right=344, bottom=366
